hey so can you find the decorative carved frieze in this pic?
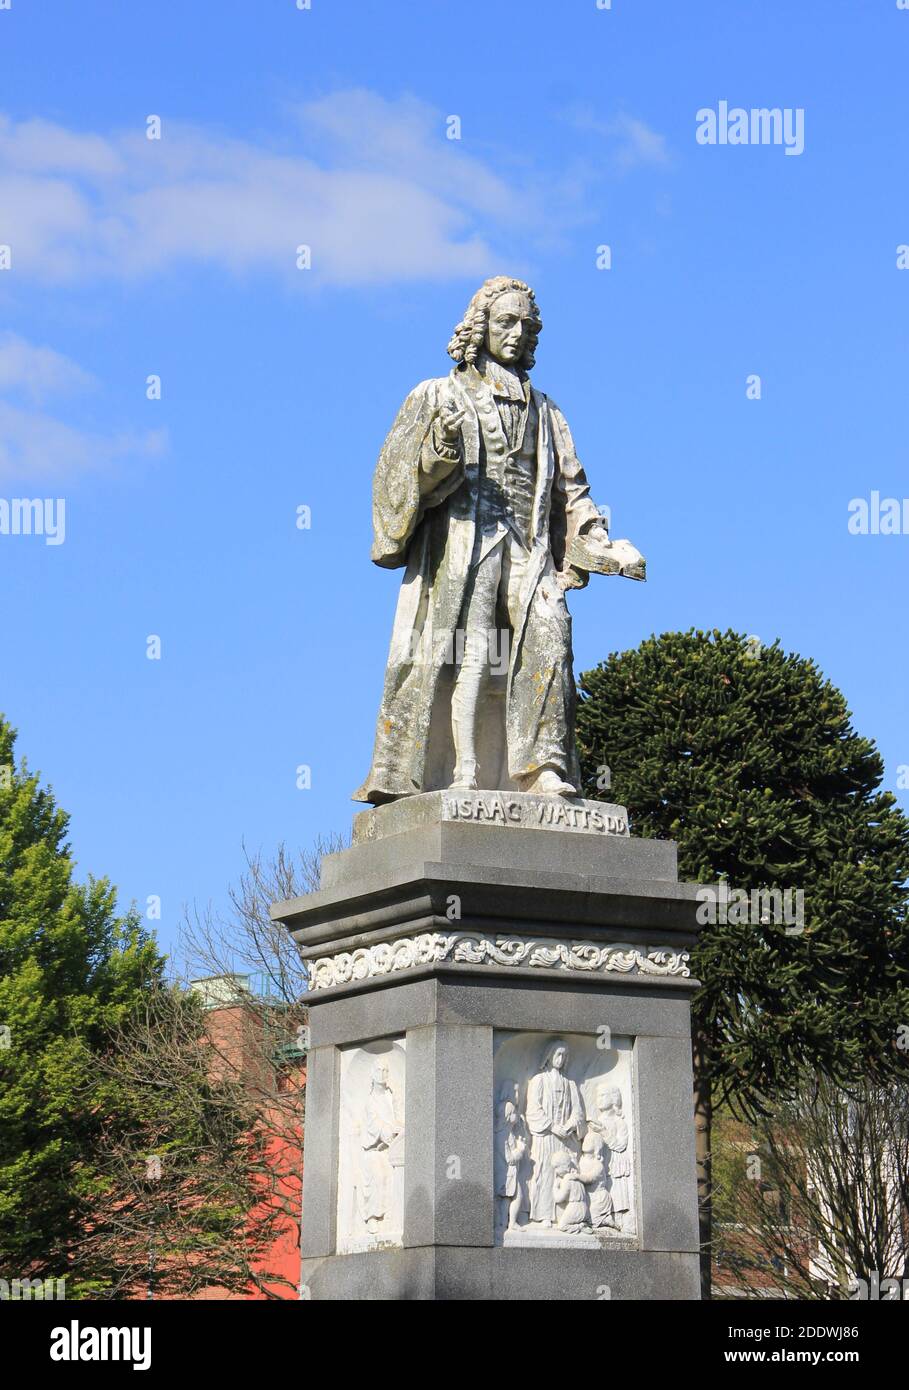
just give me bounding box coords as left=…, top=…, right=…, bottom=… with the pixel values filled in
left=308, top=931, right=689, bottom=992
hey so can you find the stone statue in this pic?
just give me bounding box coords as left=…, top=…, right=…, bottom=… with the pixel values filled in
left=357, top=1059, right=404, bottom=1235
left=550, top=1151, right=590, bottom=1235
left=595, top=1084, right=632, bottom=1230
left=525, top=1038, right=585, bottom=1227
left=354, top=276, right=644, bottom=805
left=580, top=1112, right=617, bottom=1231
left=491, top=1033, right=639, bottom=1246
left=494, top=1082, right=527, bottom=1233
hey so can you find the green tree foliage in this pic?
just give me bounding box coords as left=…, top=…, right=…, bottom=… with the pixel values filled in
left=0, top=715, right=165, bottom=1286
left=578, top=630, right=909, bottom=1296
left=577, top=629, right=909, bottom=1110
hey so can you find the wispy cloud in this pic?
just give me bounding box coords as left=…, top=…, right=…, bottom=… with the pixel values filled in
left=0, top=97, right=520, bottom=286
left=561, top=107, right=670, bottom=171
left=295, top=90, right=526, bottom=225
left=0, top=402, right=166, bottom=479
left=612, top=115, right=670, bottom=170
left=0, top=91, right=638, bottom=287
left=0, top=335, right=165, bottom=479
left=0, top=331, right=96, bottom=402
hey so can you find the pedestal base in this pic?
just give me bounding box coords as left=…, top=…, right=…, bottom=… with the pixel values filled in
left=300, top=1246, right=700, bottom=1302
left=272, top=800, right=702, bottom=1301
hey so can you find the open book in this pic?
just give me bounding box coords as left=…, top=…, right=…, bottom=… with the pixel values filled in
left=566, top=532, right=646, bottom=582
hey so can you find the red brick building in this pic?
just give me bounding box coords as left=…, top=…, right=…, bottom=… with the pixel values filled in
left=181, top=974, right=306, bottom=1300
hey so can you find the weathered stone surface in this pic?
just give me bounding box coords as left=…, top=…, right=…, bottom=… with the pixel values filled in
left=299, top=1045, right=339, bottom=1260
left=278, top=282, right=702, bottom=1300
left=404, top=1024, right=494, bottom=1249
left=494, top=1032, right=636, bottom=1243
left=336, top=1040, right=406, bottom=1254
left=565, top=530, right=646, bottom=581
left=352, top=789, right=630, bottom=845
left=272, top=825, right=699, bottom=995
left=305, top=933, right=691, bottom=996
left=321, top=816, right=679, bottom=897
left=352, top=276, right=644, bottom=806
left=307, top=978, right=695, bottom=1051
left=300, top=1247, right=700, bottom=1301
left=284, top=829, right=702, bottom=1300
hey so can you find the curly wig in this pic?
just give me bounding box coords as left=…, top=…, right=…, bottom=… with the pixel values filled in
left=446, top=276, right=542, bottom=370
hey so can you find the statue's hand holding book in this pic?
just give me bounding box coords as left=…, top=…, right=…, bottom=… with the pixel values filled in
left=567, top=528, right=647, bottom=583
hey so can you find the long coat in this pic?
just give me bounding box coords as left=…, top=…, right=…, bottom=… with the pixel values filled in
left=525, top=1066, right=585, bottom=1225
left=353, top=365, right=601, bottom=803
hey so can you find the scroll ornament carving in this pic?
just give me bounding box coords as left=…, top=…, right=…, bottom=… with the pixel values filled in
left=308, top=931, right=689, bottom=991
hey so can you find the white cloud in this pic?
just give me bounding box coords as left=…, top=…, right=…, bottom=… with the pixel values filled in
left=0, top=336, right=166, bottom=480
left=0, top=401, right=166, bottom=478
left=296, top=90, right=528, bottom=225
left=0, top=331, right=95, bottom=401
left=0, top=92, right=601, bottom=286
left=562, top=107, right=670, bottom=170
left=0, top=115, right=125, bottom=177
left=613, top=115, right=670, bottom=169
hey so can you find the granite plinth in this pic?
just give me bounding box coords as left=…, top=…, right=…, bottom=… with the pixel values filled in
left=273, top=802, right=702, bottom=1300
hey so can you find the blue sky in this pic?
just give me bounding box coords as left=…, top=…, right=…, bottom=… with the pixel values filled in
left=1, top=0, right=907, bottom=961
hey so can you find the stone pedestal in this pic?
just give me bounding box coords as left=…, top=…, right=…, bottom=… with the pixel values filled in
left=271, top=791, right=702, bottom=1301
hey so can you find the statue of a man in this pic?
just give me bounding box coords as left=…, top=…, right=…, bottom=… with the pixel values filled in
left=354, top=276, right=638, bottom=804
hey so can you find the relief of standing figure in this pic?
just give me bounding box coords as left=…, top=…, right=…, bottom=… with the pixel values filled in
left=357, top=1059, right=403, bottom=1235
left=494, top=1082, right=527, bottom=1233
left=580, top=1095, right=618, bottom=1231
left=525, top=1039, right=585, bottom=1227
left=597, top=1085, right=632, bottom=1230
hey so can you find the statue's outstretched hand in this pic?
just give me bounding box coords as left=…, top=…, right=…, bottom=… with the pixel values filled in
left=422, top=390, right=466, bottom=487
left=438, top=394, right=467, bottom=443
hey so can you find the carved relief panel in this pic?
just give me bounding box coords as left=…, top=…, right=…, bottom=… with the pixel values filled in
left=336, top=1038, right=406, bottom=1254
left=493, top=1030, right=636, bottom=1246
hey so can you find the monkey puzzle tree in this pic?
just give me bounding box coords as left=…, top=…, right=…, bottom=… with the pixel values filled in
left=0, top=714, right=166, bottom=1286
left=576, top=630, right=909, bottom=1298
